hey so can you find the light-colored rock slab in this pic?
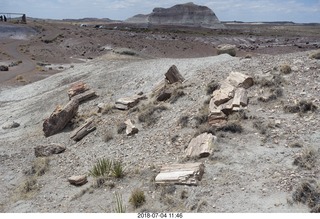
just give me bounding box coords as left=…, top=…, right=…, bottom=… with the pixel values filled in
left=34, top=143, right=66, bottom=157
left=185, top=133, right=216, bottom=158
left=225, top=72, right=253, bottom=89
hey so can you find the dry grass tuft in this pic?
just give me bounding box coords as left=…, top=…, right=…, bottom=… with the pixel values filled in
left=206, top=80, right=220, bottom=95
left=178, top=116, right=189, bottom=128
left=138, top=104, right=168, bottom=126
left=217, top=122, right=243, bottom=133
left=284, top=100, right=317, bottom=114
left=103, top=130, right=114, bottom=142
left=117, top=122, right=126, bottom=134
left=292, top=180, right=320, bottom=212
left=280, top=64, right=292, bottom=74
left=129, top=188, right=146, bottom=208
left=293, top=147, right=317, bottom=170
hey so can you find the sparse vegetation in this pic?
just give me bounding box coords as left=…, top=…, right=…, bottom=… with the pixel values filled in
left=217, top=122, right=243, bottom=133
left=178, top=115, right=189, bottom=128
left=253, top=120, right=268, bottom=135
left=293, top=147, right=317, bottom=170
left=284, top=100, right=317, bottom=114
left=101, top=104, right=115, bottom=114
left=89, top=158, right=112, bottom=178
left=292, top=180, right=320, bottom=212
left=114, top=192, right=126, bottom=213
left=289, top=142, right=303, bottom=148
left=206, top=80, right=220, bottom=95
left=310, top=50, right=320, bottom=59
left=138, top=104, right=168, bottom=126
left=117, top=122, right=127, bottom=134
left=169, top=90, right=185, bottom=104
left=111, top=160, right=125, bottom=178
left=129, top=188, right=146, bottom=208
left=25, top=157, right=50, bottom=176
left=280, top=64, right=292, bottom=74
left=103, top=130, right=114, bottom=142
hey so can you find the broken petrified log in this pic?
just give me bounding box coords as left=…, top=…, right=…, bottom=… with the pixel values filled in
left=185, top=133, right=216, bottom=158
left=43, top=99, right=79, bottom=137
left=34, top=143, right=66, bottom=157
left=155, top=163, right=205, bottom=186
left=115, top=94, right=147, bottom=110
left=225, top=72, right=253, bottom=89
left=211, top=81, right=235, bottom=106
left=124, top=119, right=139, bottom=136
left=70, top=118, right=96, bottom=141
left=232, top=88, right=248, bottom=107
left=68, top=175, right=88, bottom=186
left=165, top=65, right=185, bottom=84
left=67, top=81, right=89, bottom=99
left=72, top=90, right=97, bottom=103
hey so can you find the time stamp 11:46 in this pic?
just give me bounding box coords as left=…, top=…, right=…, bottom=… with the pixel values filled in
left=137, top=213, right=183, bottom=218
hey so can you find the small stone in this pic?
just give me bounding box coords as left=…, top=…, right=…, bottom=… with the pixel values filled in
left=34, top=143, right=66, bottom=157
left=68, top=175, right=88, bottom=186
left=2, top=121, right=20, bottom=129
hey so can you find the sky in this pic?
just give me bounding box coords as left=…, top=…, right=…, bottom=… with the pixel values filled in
left=1, top=0, right=320, bottom=23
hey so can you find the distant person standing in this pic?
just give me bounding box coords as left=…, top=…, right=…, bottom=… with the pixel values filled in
left=3, top=15, right=7, bottom=22
left=0, top=15, right=3, bottom=22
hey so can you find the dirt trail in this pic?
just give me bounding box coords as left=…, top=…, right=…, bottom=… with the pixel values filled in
left=0, top=39, right=36, bottom=83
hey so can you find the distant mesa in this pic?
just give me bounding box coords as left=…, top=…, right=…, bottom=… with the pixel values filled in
left=125, top=2, right=224, bottom=29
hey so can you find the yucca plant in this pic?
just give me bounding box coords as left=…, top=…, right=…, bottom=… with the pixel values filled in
left=114, top=192, right=126, bottom=213
left=89, top=158, right=112, bottom=177
left=111, top=160, right=125, bottom=178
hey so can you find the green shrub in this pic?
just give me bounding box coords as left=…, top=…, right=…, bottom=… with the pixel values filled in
left=89, top=158, right=112, bottom=177
left=114, top=192, right=126, bottom=213
left=111, top=160, right=125, bottom=178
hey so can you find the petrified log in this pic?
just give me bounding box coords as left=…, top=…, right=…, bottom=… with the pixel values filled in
left=225, top=72, right=253, bottom=89
left=43, top=99, right=79, bottom=137
left=34, top=143, right=66, bottom=157
left=211, top=81, right=235, bottom=106
left=68, top=81, right=89, bottom=99
left=115, top=94, right=146, bottom=110
left=72, top=90, right=97, bottom=103
left=124, top=119, right=139, bottom=136
left=208, top=111, right=227, bottom=127
left=155, top=163, right=205, bottom=186
left=165, top=65, right=185, bottom=84
left=232, top=88, right=248, bottom=107
left=185, top=133, right=215, bottom=158
left=217, top=44, right=237, bottom=56
left=70, top=118, right=96, bottom=141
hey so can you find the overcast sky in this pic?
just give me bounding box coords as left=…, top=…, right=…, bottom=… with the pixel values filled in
left=1, top=0, right=320, bottom=23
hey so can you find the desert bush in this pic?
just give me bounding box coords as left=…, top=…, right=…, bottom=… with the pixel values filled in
left=292, top=180, right=320, bottom=212
left=129, top=188, right=146, bottom=208
left=293, top=147, right=317, bottom=170
left=103, top=130, right=114, bottom=142
left=26, top=157, right=50, bottom=176
left=117, top=122, right=126, bottom=134
left=217, top=122, right=243, bottom=133
left=138, top=105, right=168, bottom=126
left=111, top=160, right=125, bottom=178
left=89, top=158, right=112, bottom=177
left=193, top=123, right=216, bottom=137
left=228, top=110, right=248, bottom=121
left=21, top=177, right=38, bottom=193
left=101, top=104, right=115, bottom=115
left=280, top=64, right=292, bottom=74
left=178, top=116, right=189, bottom=128
left=289, top=142, right=303, bottom=148
left=206, top=80, right=220, bottom=95
left=114, top=192, right=126, bottom=213
left=253, top=120, right=268, bottom=135
left=284, top=100, right=317, bottom=114
left=169, top=90, right=185, bottom=104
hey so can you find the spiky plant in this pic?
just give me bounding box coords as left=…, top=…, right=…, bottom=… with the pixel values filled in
left=114, top=192, right=126, bottom=213
left=89, top=158, right=112, bottom=177
left=111, top=160, right=125, bottom=178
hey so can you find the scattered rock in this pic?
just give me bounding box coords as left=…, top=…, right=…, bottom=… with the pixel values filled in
left=165, top=65, right=185, bottom=84
left=217, top=44, right=237, bottom=57
left=155, top=162, right=205, bottom=186
left=43, top=99, right=79, bottom=137
left=70, top=118, right=96, bottom=141
left=68, top=175, right=88, bottom=186
left=2, top=121, right=20, bottom=129
left=34, top=143, right=66, bottom=157
left=72, top=90, right=97, bottom=103
left=0, top=65, right=9, bottom=71
left=185, top=133, right=216, bottom=158
left=310, top=50, right=320, bottom=59
left=232, top=88, right=248, bottom=107
left=124, top=119, right=139, bottom=136
left=280, top=64, right=292, bottom=74
left=115, top=94, right=147, bottom=110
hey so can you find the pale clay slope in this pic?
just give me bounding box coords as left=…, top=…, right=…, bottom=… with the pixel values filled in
left=1, top=51, right=319, bottom=212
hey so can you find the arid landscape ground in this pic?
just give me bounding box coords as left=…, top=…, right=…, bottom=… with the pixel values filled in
left=0, top=18, right=320, bottom=213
